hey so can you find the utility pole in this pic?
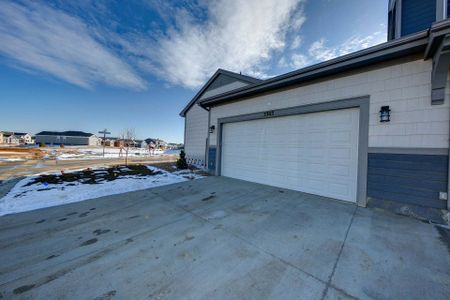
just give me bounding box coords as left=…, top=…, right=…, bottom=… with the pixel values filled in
left=98, top=129, right=111, bottom=157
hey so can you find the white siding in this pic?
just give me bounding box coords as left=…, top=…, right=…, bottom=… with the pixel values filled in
left=184, top=79, right=253, bottom=164
left=88, top=136, right=100, bottom=146
left=210, top=57, right=449, bottom=149
left=185, top=104, right=208, bottom=163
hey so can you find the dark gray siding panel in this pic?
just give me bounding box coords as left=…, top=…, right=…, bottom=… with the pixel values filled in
left=401, top=0, right=436, bottom=37
left=367, top=153, right=448, bottom=209
left=208, top=146, right=216, bottom=171
left=35, top=135, right=90, bottom=145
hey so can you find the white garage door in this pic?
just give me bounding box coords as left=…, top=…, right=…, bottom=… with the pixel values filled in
left=221, top=108, right=360, bottom=202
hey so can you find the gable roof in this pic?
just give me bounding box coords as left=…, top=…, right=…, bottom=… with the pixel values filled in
left=179, top=69, right=262, bottom=117
left=36, top=131, right=94, bottom=137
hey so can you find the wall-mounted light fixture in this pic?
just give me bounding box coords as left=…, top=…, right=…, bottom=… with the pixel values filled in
left=209, top=125, right=215, bottom=133
left=379, top=106, right=391, bottom=122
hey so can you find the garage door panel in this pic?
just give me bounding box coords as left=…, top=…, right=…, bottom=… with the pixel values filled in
left=329, top=164, right=351, bottom=176
left=221, top=108, right=359, bottom=202
left=330, top=131, right=352, bottom=143
left=328, top=147, right=353, bottom=160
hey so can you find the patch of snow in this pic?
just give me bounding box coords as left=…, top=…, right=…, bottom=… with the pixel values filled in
left=53, top=147, right=177, bottom=161
left=0, top=158, right=26, bottom=162
left=0, top=167, right=203, bottom=216
left=172, top=170, right=204, bottom=180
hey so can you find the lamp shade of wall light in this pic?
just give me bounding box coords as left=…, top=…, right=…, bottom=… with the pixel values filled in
left=379, top=106, right=391, bottom=122
left=209, top=125, right=215, bottom=133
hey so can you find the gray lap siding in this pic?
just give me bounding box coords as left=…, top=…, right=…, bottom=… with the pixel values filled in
left=35, top=136, right=90, bottom=146
left=367, top=153, right=448, bottom=209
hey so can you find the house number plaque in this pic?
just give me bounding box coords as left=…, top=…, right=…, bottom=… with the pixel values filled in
left=263, top=110, right=274, bottom=117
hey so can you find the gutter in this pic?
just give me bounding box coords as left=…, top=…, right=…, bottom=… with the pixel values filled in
left=425, top=19, right=450, bottom=59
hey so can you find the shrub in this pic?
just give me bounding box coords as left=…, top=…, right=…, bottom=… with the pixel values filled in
left=60, top=144, right=65, bottom=148
left=39, top=142, right=46, bottom=147
left=176, top=150, right=188, bottom=169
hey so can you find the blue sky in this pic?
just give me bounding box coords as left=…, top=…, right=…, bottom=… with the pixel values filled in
left=0, top=0, right=388, bottom=143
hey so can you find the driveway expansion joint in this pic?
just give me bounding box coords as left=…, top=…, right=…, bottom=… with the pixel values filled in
left=321, top=206, right=359, bottom=300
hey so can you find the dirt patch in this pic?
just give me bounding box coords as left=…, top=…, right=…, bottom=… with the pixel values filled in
left=22, top=164, right=163, bottom=187
left=0, top=147, right=45, bottom=160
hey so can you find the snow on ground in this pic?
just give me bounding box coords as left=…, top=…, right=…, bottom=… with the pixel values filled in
left=0, top=166, right=203, bottom=216
left=0, top=158, right=26, bottom=162
left=51, top=147, right=178, bottom=160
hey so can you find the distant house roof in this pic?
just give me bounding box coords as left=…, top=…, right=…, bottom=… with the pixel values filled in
left=2, top=131, right=28, bottom=137
left=36, top=131, right=94, bottom=137
left=179, top=69, right=262, bottom=117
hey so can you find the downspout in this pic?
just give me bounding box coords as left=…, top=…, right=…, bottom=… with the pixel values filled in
left=448, top=90, right=450, bottom=224
left=183, top=116, right=187, bottom=151
left=206, top=105, right=211, bottom=172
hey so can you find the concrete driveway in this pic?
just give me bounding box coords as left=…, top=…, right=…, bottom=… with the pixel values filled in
left=0, top=177, right=449, bottom=299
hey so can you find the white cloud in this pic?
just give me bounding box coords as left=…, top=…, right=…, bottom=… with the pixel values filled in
left=291, top=8, right=307, bottom=30
left=279, top=30, right=386, bottom=72
left=0, top=0, right=309, bottom=90
left=290, top=53, right=310, bottom=68
left=291, top=36, right=303, bottom=49
left=308, top=38, right=338, bottom=61
left=338, top=31, right=385, bottom=55
left=148, top=0, right=306, bottom=88
left=278, top=53, right=310, bottom=69
left=308, top=31, right=386, bottom=63
left=0, top=1, right=146, bottom=90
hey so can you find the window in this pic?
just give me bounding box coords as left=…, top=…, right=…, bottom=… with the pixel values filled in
left=388, top=3, right=397, bottom=40
left=447, top=0, right=450, bottom=18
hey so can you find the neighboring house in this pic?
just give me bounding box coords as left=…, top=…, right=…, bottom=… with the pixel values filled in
left=155, top=139, right=168, bottom=150
left=144, top=138, right=168, bottom=150
left=145, top=138, right=156, bottom=149
left=101, top=137, right=138, bottom=147
left=140, top=140, right=148, bottom=149
left=101, top=137, right=117, bottom=147
left=35, top=131, right=100, bottom=146
left=114, top=139, right=138, bottom=148
left=0, top=131, right=34, bottom=145
left=135, top=139, right=144, bottom=148
left=180, top=69, right=262, bottom=167
left=7, top=134, right=20, bottom=145
left=182, top=0, right=450, bottom=221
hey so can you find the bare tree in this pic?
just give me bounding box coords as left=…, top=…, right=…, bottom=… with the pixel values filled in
left=120, top=128, right=136, bottom=165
